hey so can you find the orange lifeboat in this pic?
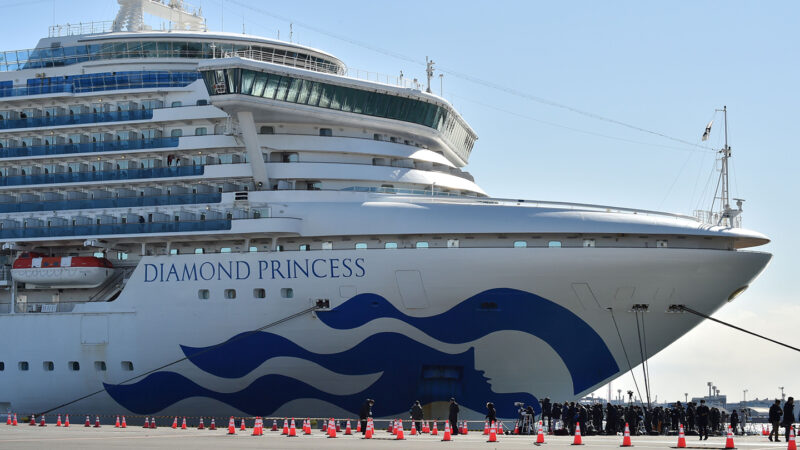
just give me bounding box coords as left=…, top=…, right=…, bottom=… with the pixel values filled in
left=11, top=252, right=115, bottom=288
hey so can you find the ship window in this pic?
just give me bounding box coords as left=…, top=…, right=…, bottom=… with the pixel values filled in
left=224, top=289, right=237, bottom=299
left=299, top=244, right=309, bottom=251
left=93, top=252, right=104, bottom=258
left=322, top=241, right=333, bottom=250
left=657, top=240, right=668, bottom=248
left=416, top=241, right=429, bottom=248
left=548, top=241, right=562, bottom=248
left=252, top=72, right=267, bottom=97
left=170, top=249, right=179, bottom=255
left=447, top=239, right=460, bottom=248
left=94, top=361, right=107, bottom=371
left=281, top=288, right=294, bottom=298
left=249, top=246, right=258, bottom=252
left=253, top=288, right=266, bottom=299
left=170, top=129, right=183, bottom=137
left=373, top=134, right=382, bottom=141
left=18, top=361, right=29, bottom=371
left=196, top=99, right=208, bottom=106
left=171, top=101, right=182, bottom=107
left=220, top=248, right=232, bottom=253
left=260, top=126, right=274, bottom=134
left=194, top=127, right=207, bottom=136
left=121, top=361, right=134, bottom=371
left=319, top=128, right=333, bottom=137
left=198, top=289, right=209, bottom=300
left=117, top=252, right=128, bottom=260
left=385, top=242, right=398, bottom=249
left=583, top=239, right=596, bottom=248
left=68, top=361, right=80, bottom=371
left=241, top=70, right=255, bottom=95
left=194, top=248, right=204, bottom=254
left=275, top=245, right=284, bottom=252
left=513, top=241, right=527, bottom=248
left=0, top=362, right=4, bottom=371
left=355, top=242, right=367, bottom=250
left=43, top=361, right=54, bottom=371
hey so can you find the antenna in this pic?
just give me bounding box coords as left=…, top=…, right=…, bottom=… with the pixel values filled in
left=290, top=23, right=293, bottom=42
left=425, top=56, right=435, bottom=93
left=714, top=106, right=743, bottom=227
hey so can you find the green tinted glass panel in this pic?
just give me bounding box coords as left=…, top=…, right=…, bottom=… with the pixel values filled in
left=386, top=96, right=402, bottom=119
left=286, top=78, right=302, bottom=102
left=319, top=84, right=334, bottom=108
left=264, top=74, right=280, bottom=99
left=252, top=73, right=267, bottom=96
left=329, top=85, right=342, bottom=110
left=307, top=82, right=322, bottom=105
left=241, top=70, right=255, bottom=95
left=297, top=79, right=311, bottom=104
left=350, top=89, right=365, bottom=113
left=275, top=76, right=290, bottom=101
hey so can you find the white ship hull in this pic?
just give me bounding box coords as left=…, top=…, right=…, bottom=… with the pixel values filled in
left=0, top=247, right=770, bottom=419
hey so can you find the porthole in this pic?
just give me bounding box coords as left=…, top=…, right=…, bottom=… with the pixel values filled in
left=121, top=361, right=134, bottom=371
left=513, top=241, right=527, bottom=248
left=198, top=289, right=210, bottom=300
left=355, top=243, right=367, bottom=250
left=18, top=361, right=29, bottom=371
left=253, top=288, right=266, bottom=299
left=385, top=242, right=398, bottom=249
left=548, top=241, right=562, bottom=248
left=94, top=361, right=107, bottom=371
left=224, top=289, right=237, bottom=299
left=43, top=361, right=54, bottom=371
left=281, top=288, right=294, bottom=299
left=68, top=361, right=80, bottom=371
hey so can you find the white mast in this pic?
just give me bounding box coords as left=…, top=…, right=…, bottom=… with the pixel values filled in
left=712, top=106, right=743, bottom=227
left=114, top=0, right=205, bottom=32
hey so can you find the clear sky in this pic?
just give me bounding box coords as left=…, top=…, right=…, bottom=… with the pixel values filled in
left=3, top=0, right=798, bottom=405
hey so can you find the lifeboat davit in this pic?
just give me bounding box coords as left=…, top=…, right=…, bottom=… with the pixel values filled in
left=11, top=252, right=115, bottom=288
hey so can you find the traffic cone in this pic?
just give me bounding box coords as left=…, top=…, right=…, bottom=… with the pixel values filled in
left=63, top=414, right=69, bottom=427
left=227, top=416, right=236, bottom=435
left=677, top=423, right=686, bottom=448
left=463, top=420, right=469, bottom=435
left=149, top=417, right=156, bottom=429
left=94, top=416, right=101, bottom=428
left=431, top=420, right=439, bottom=435
left=288, top=418, right=297, bottom=437
left=410, top=420, right=417, bottom=435
left=487, top=421, right=498, bottom=443
left=572, top=422, right=583, bottom=445
left=114, top=416, right=120, bottom=428
left=483, top=420, right=489, bottom=435
left=725, top=425, right=735, bottom=449
left=336, top=420, right=341, bottom=432
left=209, top=418, right=217, bottom=430
left=395, top=419, right=405, bottom=440
left=121, top=416, right=126, bottom=428
left=305, top=419, right=312, bottom=435
left=498, top=420, right=503, bottom=435
left=788, top=426, right=797, bottom=450
left=356, top=419, right=361, bottom=433
left=513, top=421, right=519, bottom=435
left=393, top=419, right=399, bottom=435
left=5, top=413, right=10, bottom=426
left=345, top=420, right=352, bottom=435
left=84, top=415, right=91, bottom=427
left=621, top=422, right=632, bottom=447
left=282, top=418, right=288, bottom=435
left=181, top=417, right=187, bottom=430
left=328, top=418, right=337, bottom=438
left=56, top=414, right=62, bottom=427
left=536, top=420, right=546, bottom=444
left=365, top=418, right=373, bottom=439
left=442, top=420, right=452, bottom=441
left=197, top=417, right=204, bottom=430
left=252, top=417, right=262, bottom=436
left=143, top=417, right=149, bottom=428
left=271, top=419, right=278, bottom=431
left=30, top=414, right=37, bottom=426
left=171, top=417, right=178, bottom=429
left=240, top=418, right=246, bottom=431
left=39, top=414, right=46, bottom=427
left=762, top=425, right=768, bottom=436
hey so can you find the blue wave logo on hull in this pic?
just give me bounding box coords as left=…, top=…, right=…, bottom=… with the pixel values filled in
left=103, top=288, right=618, bottom=417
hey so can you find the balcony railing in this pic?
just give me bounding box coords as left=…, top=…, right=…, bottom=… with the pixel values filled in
left=0, top=137, right=178, bottom=158
left=0, top=165, right=203, bottom=187
left=0, top=218, right=231, bottom=239
left=0, top=192, right=221, bottom=214
left=0, top=109, right=153, bottom=130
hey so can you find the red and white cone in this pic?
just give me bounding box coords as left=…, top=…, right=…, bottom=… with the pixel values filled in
left=483, top=420, right=489, bottom=435
left=271, top=419, right=278, bottom=431
left=13, top=413, right=18, bottom=426
left=621, top=422, right=632, bottom=447
left=227, top=416, right=236, bottom=435
left=171, top=417, right=178, bottom=429
left=5, top=413, right=10, bottom=426
left=410, top=420, right=417, bottom=435
left=536, top=420, right=545, bottom=444
left=39, top=414, right=46, bottom=427
left=282, top=418, right=288, bottom=435
left=487, top=421, right=498, bottom=443
left=431, top=420, right=439, bottom=435
left=56, top=415, right=62, bottom=427
left=197, top=417, right=204, bottom=430
left=345, top=420, right=352, bottom=435
left=142, top=417, right=149, bottom=429
left=149, top=417, right=156, bottom=429
left=288, top=418, right=297, bottom=437
left=463, top=420, right=469, bottom=435
left=30, top=414, right=37, bottom=426
left=240, top=418, right=246, bottom=431
left=572, top=422, right=583, bottom=445
left=725, top=425, right=735, bottom=449
left=356, top=419, right=361, bottom=433
left=788, top=426, right=797, bottom=450
left=442, top=420, right=452, bottom=441
left=251, top=417, right=262, bottom=436
left=395, top=419, right=405, bottom=440
left=327, top=418, right=337, bottom=438
left=677, top=423, right=686, bottom=448
left=209, top=418, right=217, bottom=430
left=364, top=418, right=373, bottom=439
left=120, top=416, right=126, bottom=428
left=63, top=415, right=69, bottom=427
left=114, top=416, right=119, bottom=428
left=94, top=416, right=101, bottom=428
left=181, top=417, right=187, bottom=430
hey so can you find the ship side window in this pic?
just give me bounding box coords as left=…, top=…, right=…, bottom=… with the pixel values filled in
left=196, top=99, right=208, bottom=106
left=447, top=239, right=460, bottom=248
left=416, top=241, right=429, bottom=248
left=384, top=242, right=397, bottom=249
left=260, top=126, right=274, bottom=134
left=171, top=101, right=182, bottom=107
left=224, top=289, right=236, bottom=299
left=68, top=361, right=80, bottom=371
left=656, top=240, right=668, bottom=248
left=548, top=241, right=562, bottom=248
left=249, top=246, right=258, bottom=252
left=373, top=133, right=382, bottom=141
left=94, top=361, right=107, bottom=371
left=583, top=239, right=596, bottom=248
left=220, top=248, right=232, bottom=253
left=0, top=361, right=4, bottom=371
left=18, top=361, right=29, bottom=371
left=117, top=251, right=128, bottom=260
left=194, top=248, right=204, bottom=254
left=355, top=242, right=367, bottom=250
left=171, top=129, right=183, bottom=137
left=281, top=288, right=294, bottom=298
left=170, top=249, right=179, bottom=255
left=299, top=244, right=309, bottom=251
left=319, top=128, right=332, bottom=137
left=514, top=241, right=527, bottom=248
left=194, top=127, right=207, bottom=136
left=322, top=241, right=333, bottom=250
left=43, top=361, right=54, bottom=371
left=198, top=289, right=210, bottom=300
left=253, top=288, right=266, bottom=299
left=121, top=361, right=134, bottom=371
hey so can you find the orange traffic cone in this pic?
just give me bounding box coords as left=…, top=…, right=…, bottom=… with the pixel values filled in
left=725, top=425, right=735, bottom=449
left=209, top=418, right=217, bottom=430
left=288, top=418, right=297, bottom=437
left=171, top=417, right=178, bottom=429
left=328, top=418, right=337, bottom=438
left=183, top=417, right=188, bottom=430
left=114, top=416, right=120, bottom=428
left=63, top=414, right=69, bottom=427
left=336, top=420, right=342, bottom=432
left=120, top=416, right=126, bottom=428
left=251, top=417, right=262, bottom=436
left=149, top=417, right=156, bottom=429
left=5, top=413, right=10, bottom=426
left=392, top=419, right=397, bottom=435
left=227, top=416, right=236, bottom=435
left=422, top=420, right=429, bottom=433
left=442, top=420, right=452, bottom=441
left=197, top=417, right=204, bottom=430
left=410, top=420, right=417, bottom=435
left=56, top=415, right=62, bottom=427
left=356, top=419, right=361, bottom=433
left=365, top=418, right=373, bottom=439
left=345, top=420, right=352, bottom=435
left=143, top=417, right=149, bottom=429
left=240, top=418, right=246, bottom=431
left=513, top=421, right=519, bottom=435
left=13, top=413, right=18, bottom=426
left=536, top=420, right=546, bottom=444
left=463, top=420, right=469, bottom=435
left=39, top=414, right=46, bottom=427
left=762, top=425, right=768, bottom=436
left=282, top=418, right=288, bottom=435
left=498, top=420, right=503, bottom=435
left=94, top=416, right=101, bottom=428
left=487, top=421, right=498, bottom=443
left=30, top=414, right=37, bottom=426
left=483, top=420, right=489, bottom=435
left=431, top=420, right=439, bottom=435
left=677, top=423, right=686, bottom=448
left=572, top=422, right=583, bottom=445
left=271, top=419, right=278, bottom=431
left=621, top=422, right=632, bottom=447
left=788, top=426, right=797, bottom=450
left=396, top=419, right=405, bottom=440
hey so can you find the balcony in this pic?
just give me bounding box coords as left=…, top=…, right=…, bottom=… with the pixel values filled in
left=0, top=137, right=178, bottom=158
left=0, top=109, right=153, bottom=130
left=0, top=192, right=221, bottom=213
left=0, top=165, right=203, bottom=187
left=0, top=219, right=231, bottom=239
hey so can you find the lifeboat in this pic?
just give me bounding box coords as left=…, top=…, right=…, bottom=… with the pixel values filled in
left=11, top=252, right=115, bottom=288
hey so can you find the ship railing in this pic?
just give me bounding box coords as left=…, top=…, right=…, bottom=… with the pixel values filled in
left=0, top=72, right=200, bottom=99
left=0, top=192, right=222, bottom=214
left=223, top=49, right=345, bottom=75
left=694, top=209, right=743, bottom=228
left=0, top=137, right=179, bottom=158
left=48, top=21, right=116, bottom=38
left=13, top=302, right=76, bottom=314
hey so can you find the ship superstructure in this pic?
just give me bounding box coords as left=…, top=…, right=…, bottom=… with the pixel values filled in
left=0, top=1, right=771, bottom=420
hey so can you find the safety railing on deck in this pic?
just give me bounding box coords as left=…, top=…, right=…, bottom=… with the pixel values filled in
left=0, top=137, right=178, bottom=158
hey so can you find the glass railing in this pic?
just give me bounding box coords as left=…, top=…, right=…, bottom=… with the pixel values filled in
left=0, top=109, right=153, bottom=130
left=0, top=219, right=231, bottom=239
left=0, top=71, right=201, bottom=99
left=0, top=137, right=179, bottom=158
left=0, top=165, right=203, bottom=187
left=0, top=192, right=221, bottom=214
left=340, top=186, right=475, bottom=198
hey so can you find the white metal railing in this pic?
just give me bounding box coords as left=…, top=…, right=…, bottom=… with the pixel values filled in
left=48, top=21, right=116, bottom=37
left=223, top=49, right=344, bottom=75
left=694, top=210, right=743, bottom=228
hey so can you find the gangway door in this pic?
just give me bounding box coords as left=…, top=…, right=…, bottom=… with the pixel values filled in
left=395, top=270, right=429, bottom=309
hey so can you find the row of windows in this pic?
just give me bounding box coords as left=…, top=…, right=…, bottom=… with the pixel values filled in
left=202, top=68, right=476, bottom=159
left=198, top=287, right=292, bottom=300
left=0, top=71, right=200, bottom=99
left=0, top=360, right=133, bottom=372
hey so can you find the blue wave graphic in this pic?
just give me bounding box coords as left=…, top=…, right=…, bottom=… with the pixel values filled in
left=105, top=332, right=538, bottom=417
left=317, top=288, right=619, bottom=394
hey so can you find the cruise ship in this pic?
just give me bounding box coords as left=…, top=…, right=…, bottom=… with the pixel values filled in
left=0, top=0, right=771, bottom=420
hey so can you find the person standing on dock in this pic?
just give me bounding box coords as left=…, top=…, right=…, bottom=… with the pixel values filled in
left=448, top=398, right=460, bottom=435
left=783, top=397, right=795, bottom=442
left=359, top=398, right=373, bottom=435
left=410, top=400, right=423, bottom=433
left=730, top=409, right=739, bottom=435
left=696, top=399, right=709, bottom=440
left=769, top=398, right=783, bottom=442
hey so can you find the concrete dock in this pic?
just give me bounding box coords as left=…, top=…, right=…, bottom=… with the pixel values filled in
left=0, top=424, right=792, bottom=449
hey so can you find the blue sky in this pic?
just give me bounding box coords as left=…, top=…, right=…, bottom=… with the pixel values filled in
left=3, top=0, right=798, bottom=404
